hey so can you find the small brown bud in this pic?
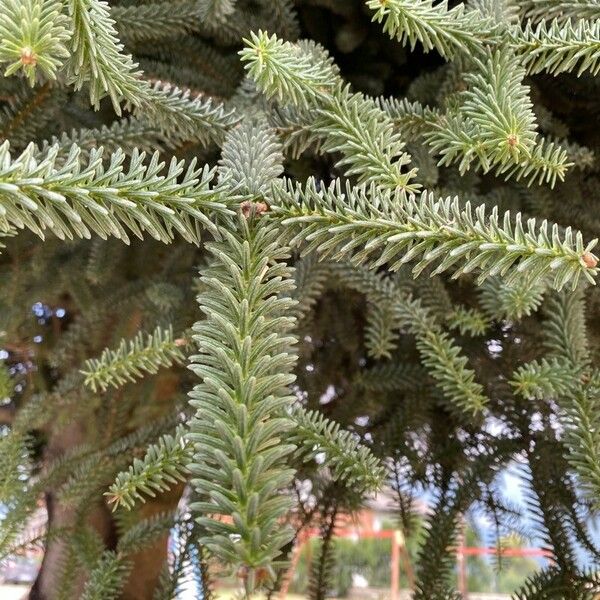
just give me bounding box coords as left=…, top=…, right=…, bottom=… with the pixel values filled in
left=582, top=252, right=598, bottom=268
left=255, top=201, right=268, bottom=214
left=507, top=134, right=518, bottom=148
left=237, top=565, right=271, bottom=586
left=174, top=338, right=186, bottom=347
left=254, top=567, right=270, bottom=585
left=240, top=201, right=253, bottom=217
left=20, top=47, right=37, bottom=66
left=240, top=200, right=269, bottom=218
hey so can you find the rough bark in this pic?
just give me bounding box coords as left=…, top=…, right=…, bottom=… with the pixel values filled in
left=29, top=370, right=185, bottom=599
left=29, top=421, right=117, bottom=599
left=121, top=483, right=185, bottom=600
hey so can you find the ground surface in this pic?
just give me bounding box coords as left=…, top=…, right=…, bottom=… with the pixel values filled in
left=0, top=584, right=29, bottom=599
left=0, top=584, right=512, bottom=599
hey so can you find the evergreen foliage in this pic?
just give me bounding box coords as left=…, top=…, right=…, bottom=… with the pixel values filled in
left=81, top=326, right=186, bottom=392
left=0, top=0, right=600, bottom=598
left=106, top=427, right=192, bottom=510
left=0, top=0, right=69, bottom=85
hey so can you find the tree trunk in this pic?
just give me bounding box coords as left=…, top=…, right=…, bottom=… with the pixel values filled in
left=29, top=491, right=117, bottom=599
left=28, top=420, right=184, bottom=599
left=29, top=420, right=118, bottom=599
left=121, top=483, right=185, bottom=600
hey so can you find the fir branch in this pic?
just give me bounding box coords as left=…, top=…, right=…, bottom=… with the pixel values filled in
left=425, top=115, right=569, bottom=186
left=136, top=39, right=242, bottom=98
left=272, top=178, right=598, bottom=290
left=197, top=2, right=265, bottom=45
left=291, top=254, right=331, bottom=320
left=0, top=142, right=233, bottom=243
left=414, top=445, right=509, bottom=599
left=501, top=136, right=572, bottom=187
left=413, top=492, right=465, bottom=600
left=65, top=0, right=239, bottom=142
left=289, top=406, right=386, bottom=494
left=561, top=387, right=600, bottom=510
left=152, top=520, right=205, bottom=600
left=12, top=371, right=84, bottom=433
left=3, top=525, right=61, bottom=559
left=0, top=362, right=13, bottom=403
left=66, top=0, right=144, bottom=112
left=218, top=118, right=284, bottom=199
left=330, top=263, right=488, bottom=415
left=366, top=0, right=494, bottom=59
left=117, top=512, right=176, bottom=554
left=113, top=0, right=199, bottom=43
left=446, top=306, right=489, bottom=336
left=0, top=83, right=61, bottom=148
left=72, top=526, right=105, bottom=571
left=512, top=566, right=599, bottom=600
left=56, top=416, right=182, bottom=509
left=377, top=95, right=440, bottom=138
left=58, top=454, right=130, bottom=508
left=308, top=502, right=338, bottom=600
left=519, top=0, right=600, bottom=23
left=81, top=326, right=186, bottom=392
left=539, top=291, right=600, bottom=508
left=408, top=303, right=488, bottom=415
left=138, top=82, right=238, bottom=146
left=523, top=439, right=579, bottom=573
left=365, top=299, right=400, bottom=358
left=35, top=118, right=166, bottom=161
left=513, top=18, right=600, bottom=76
left=544, top=289, right=590, bottom=365
left=380, top=96, right=571, bottom=186
left=268, top=104, right=323, bottom=159
left=106, top=427, right=192, bottom=510
left=0, top=432, right=31, bottom=506
left=242, top=32, right=418, bottom=191
left=198, top=0, right=238, bottom=24
left=367, top=1, right=600, bottom=78
left=0, top=433, right=43, bottom=559
left=3, top=0, right=600, bottom=594
left=461, top=48, right=537, bottom=167
left=188, top=218, right=298, bottom=588
left=80, top=551, right=131, bottom=600
left=240, top=32, right=337, bottom=108
left=511, top=357, right=578, bottom=399
left=267, top=0, right=301, bottom=41
left=0, top=0, right=70, bottom=85
left=312, top=86, right=419, bottom=191
left=355, top=362, right=425, bottom=392
left=478, top=276, right=546, bottom=320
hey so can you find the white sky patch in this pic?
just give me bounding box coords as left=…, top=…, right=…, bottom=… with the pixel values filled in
left=319, top=384, right=336, bottom=405
left=502, top=464, right=526, bottom=507
left=487, top=339, right=503, bottom=356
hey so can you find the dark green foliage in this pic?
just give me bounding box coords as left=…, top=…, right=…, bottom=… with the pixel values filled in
left=307, top=500, right=339, bottom=600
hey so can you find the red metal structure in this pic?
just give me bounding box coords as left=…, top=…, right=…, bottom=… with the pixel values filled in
left=282, top=526, right=552, bottom=599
